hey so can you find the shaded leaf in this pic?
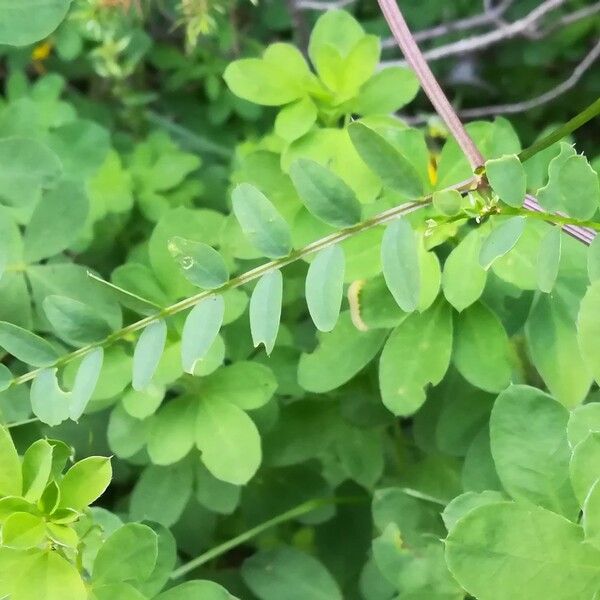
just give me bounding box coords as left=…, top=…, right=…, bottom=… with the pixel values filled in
left=232, top=184, right=292, bottom=258
left=0, top=321, right=58, bottom=367
left=290, top=159, right=362, bottom=228
left=168, top=237, right=229, bottom=289
left=446, top=502, right=600, bottom=600
left=306, top=245, right=345, bottom=332
left=489, top=385, right=578, bottom=518
left=43, top=296, right=111, bottom=346
left=381, top=219, right=420, bottom=312
left=133, top=320, right=167, bottom=392
left=242, top=546, right=342, bottom=600
left=348, top=122, right=422, bottom=198
left=486, top=154, right=526, bottom=208
left=379, top=301, right=452, bottom=416
left=537, top=227, right=561, bottom=293
left=69, top=348, right=104, bottom=421
left=181, top=296, right=225, bottom=374
left=479, top=216, right=526, bottom=269
left=196, top=398, right=262, bottom=485
left=250, top=270, right=283, bottom=355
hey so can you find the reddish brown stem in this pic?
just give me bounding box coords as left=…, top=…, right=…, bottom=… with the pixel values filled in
left=377, top=0, right=485, bottom=169
left=377, top=0, right=594, bottom=246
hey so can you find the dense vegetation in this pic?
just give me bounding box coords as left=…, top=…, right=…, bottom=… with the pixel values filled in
left=0, top=1, right=599, bottom=599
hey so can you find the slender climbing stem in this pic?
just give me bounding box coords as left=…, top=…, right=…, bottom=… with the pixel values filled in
left=518, top=96, right=600, bottom=163
left=376, top=0, right=485, bottom=169
left=503, top=207, right=600, bottom=231
left=377, top=0, right=596, bottom=245
left=6, top=177, right=476, bottom=391
left=170, top=496, right=363, bottom=579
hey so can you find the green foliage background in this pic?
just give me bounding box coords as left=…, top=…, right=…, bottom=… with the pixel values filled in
left=0, top=1, right=599, bottom=599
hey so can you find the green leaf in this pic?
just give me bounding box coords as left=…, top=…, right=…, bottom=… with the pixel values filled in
left=69, top=348, right=104, bottom=421
left=123, top=385, right=165, bottom=420
left=583, top=479, right=600, bottom=549
left=194, top=463, right=241, bottom=515
left=250, top=270, right=283, bottom=355
left=347, top=122, right=423, bottom=198
left=59, top=456, right=112, bottom=511
left=149, top=207, right=224, bottom=298
left=0, top=321, right=58, bottom=367
left=442, top=229, right=487, bottom=312
left=21, top=439, right=53, bottom=503
left=42, top=296, right=111, bottom=346
left=13, top=551, right=87, bottom=600
left=489, top=385, right=578, bottom=518
left=201, top=362, right=277, bottom=410
left=381, top=219, right=420, bottom=312
left=588, top=234, right=600, bottom=281
left=155, top=580, right=236, bottom=600
left=30, top=369, right=71, bottom=427
left=537, top=227, right=561, bottom=293
left=130, top=463, right=192, bottom=527
left=90, top=583, right=147, bottom=600
left=275, top=97, right=317, bottom=143
left=538, top=151, right=600, bottom=220
left=309, top=9, right=364, bottom=60
left=445, top=502, right=600, bottom=600
left=568, top=403, right=600, bottom=448
left=305, top=245, right=345, bottom=332
left=336, top=426, right=383, bottom=488
left=147, top=396, right=196, bottom=465
left=289, top=159, right=362, bottom=228
left=442, top=490, right=506, bottom=532
left=107, top=404, right=150, bottom=459
left=479, top=216, right=526, bottom=269
left=232, top=184, right=292, bottom=258
left=93, top=523, right=158, bottom=586
left=224, top=45, right=308, bottom=106
left=24, top=180, right=89, bottom=263
left=0, top=363, right=11, bottom=392
left=432, top=189, right=462, bottom=216
left=242, top=546, right=342, bottom=600
left=0, top=426, right=22, bottom=497
left=527, top=294, right=592, bottom=408
left=485, top=155, right=526, bottom=208
left=89, top=270, right=151, bottom=318
left=196, top=398, right=261, bottom=485
left=168, top=237, right=229, bottom=289
left=2, top=512, right=45, bottom=549
left=578, top=281, right=600, bottom=386
left=0, top=137, right=62, bottom=208
left=570, top=433, right=600, bottom=506
left=379, top=301, right=452, bottom=416
left=353, top=67, right=419, bottom=115
left=181, top=296, right=225, bottom=374
left=133, top=320, right=167, bottom=392
left=452, top=303, right=512, bottom=393
left=0, top=0, right=70, bottom=46
left=298, top=312, right=386, bottom=393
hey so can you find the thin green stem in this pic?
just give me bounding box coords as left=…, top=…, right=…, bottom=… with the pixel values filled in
left=8, top=177, right=476, bottom=391
left=145, top=111, right=232, bottom=159
left=7, top=417, right=40, bottom=429
left=518, top=96, right=600, bottom=163
left=503, top=206, right=600, bottom=230
left=170, top=496, right=362, bottom=579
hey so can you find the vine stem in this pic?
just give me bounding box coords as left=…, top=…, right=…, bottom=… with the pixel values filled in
left=376, top=0, right=485, bottom=169
left=518, top=96, right=600, bottom=163
left=377, top=0, right=596, bottom=246
left=6, top=177, right=474, bottom=391
left=170, top=496, right=362, bottom=579
left=6, top=173, right=599, bottom=396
